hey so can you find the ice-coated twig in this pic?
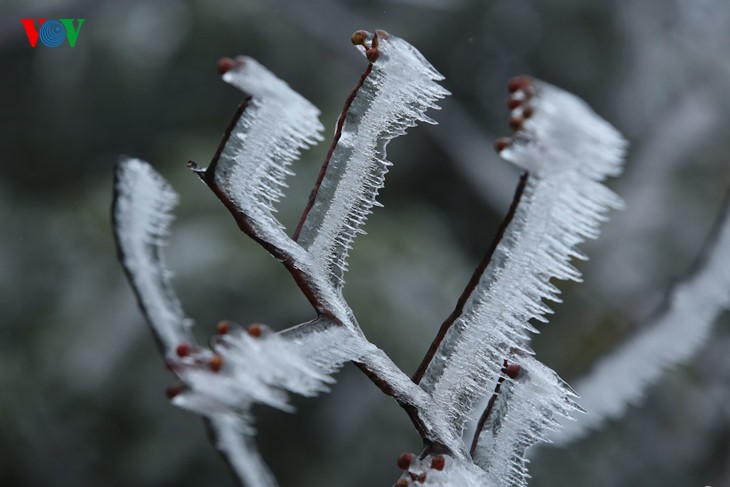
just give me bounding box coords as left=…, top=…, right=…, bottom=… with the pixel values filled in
left=191, top=33, right=463, bottom=454
left=294, top=30, right=450, bottom=289
left=112, top=158, right=193, bottom=356
left=207, top=414, right=276, bottom=487
left=416, top=77, right=627, bottom=440
left=553, top=190, right=730, bottom=444
left=472, top=355, right=582, bottom=487
left=113, top=159, right=281, bottom=486
left=189, top=57, right=344, bottom=319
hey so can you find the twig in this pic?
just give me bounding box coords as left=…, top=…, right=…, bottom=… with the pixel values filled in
left=412, top=172, right=529, bottom=383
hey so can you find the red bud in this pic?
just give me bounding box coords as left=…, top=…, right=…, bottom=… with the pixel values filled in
left=209, top=355, right=223, bottom=372
left=176, top=343, right=191, bottom=358
left=430, top=454, right=445, bottom=470
left=247, top=324, right=262, bottom=338
left=397, top=452, right=413, bottom=470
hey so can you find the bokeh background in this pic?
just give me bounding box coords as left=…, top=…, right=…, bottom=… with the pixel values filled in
left=2, top=0, right=729, bottom=486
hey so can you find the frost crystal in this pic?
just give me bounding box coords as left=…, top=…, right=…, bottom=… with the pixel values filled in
left=420, top=78, right=627, bottom=439
left=554, top=196, right=730, bottom=444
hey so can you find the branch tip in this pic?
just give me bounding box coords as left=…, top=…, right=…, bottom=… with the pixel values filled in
left=430, top=454, right=446, bottom=471
left=397, top=452, right=413, bottom=470
left=507, top=75, right=532, bottom=94
left=176, top=343, right=191, bottom=358
left=166, top=382, right=185, bottom=400
left=209, top=354, right=223, bottom=372
left=217, top=56, right=244, bottom=76
left=216, top=320, right=230, bottom=335
left=247, top=324, right=263, bottom=338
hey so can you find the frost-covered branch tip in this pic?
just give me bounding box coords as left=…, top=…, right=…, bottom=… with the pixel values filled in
left=416, top=76, right=627, bottom=442
left=553, top=190, right=730, bottom=444
left=112, top=158, right=192, bottom=356
left=295, top=30, right=450, bottom=289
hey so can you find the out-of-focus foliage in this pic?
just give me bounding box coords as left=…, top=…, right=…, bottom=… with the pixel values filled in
left=1, top=0, right=729, bottom=486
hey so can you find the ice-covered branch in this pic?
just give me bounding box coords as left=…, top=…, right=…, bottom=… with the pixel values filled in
left=294, top=30, right=449, bottom=289
left=417, top=77, right=627, bottom=440
left=188, top=34, right=463, bottom=452
left=112, top=158, right=193, bottom=356
left=473, top=356, right=582, bottom=487
left=553, top=190, right=730, bottom=444
left=113, top=159, right=282, bottom=486
left=201, top=56, right=323, bottom=248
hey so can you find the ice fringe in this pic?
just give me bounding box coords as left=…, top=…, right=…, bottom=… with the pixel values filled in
left=295, top=31, right=450, bottom=288
left=419, top=78, right=627, bottom=441
left=553, top=194, right=730, bottom=444
left=113, top=160, right=370, bottom=487
left=112, top=158, right=192, bottom=355
left=474, top=356, right=583, bottom=487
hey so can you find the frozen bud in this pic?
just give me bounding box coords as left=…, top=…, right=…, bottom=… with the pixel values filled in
left=176, top=343, right=191, bottom=358
left=413, top=472, right=426, bottom=483
left=508, top=75, right=532, bottom=93
left=209, top=355, right=223, bottom=372
left=397, top=452, right=413, bottom=470
left=247, top=324, right=263, bottom=338
left=495, top=137, right=511, bottom=153
left=504, top=362, right=521, bottom=379
left=395, top=480, right=409, bottom=487
left=217, top=57, right=243, bottom=75
left=509, top=115, right=524, bottom=131
left=507, top=96, right=523, bottom=110
left=351, top=30, right=368, bottom=46
left=165, top=382, right=185, bottom=399
left=217, top=320, right=230, bottom=335
left=430, top=454, right=445, bottom=470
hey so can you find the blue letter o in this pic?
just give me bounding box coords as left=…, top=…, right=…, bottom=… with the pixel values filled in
left=39, top=20, right=66, bottom=48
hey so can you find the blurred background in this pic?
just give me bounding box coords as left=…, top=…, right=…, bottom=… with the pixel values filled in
left=2, top=0, right=729, bottom=485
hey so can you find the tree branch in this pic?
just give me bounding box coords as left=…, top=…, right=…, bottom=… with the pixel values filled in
left=412, top=172, right=529, bottom=383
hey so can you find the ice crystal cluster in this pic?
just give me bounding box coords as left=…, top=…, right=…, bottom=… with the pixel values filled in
left=113, top=29, right=730, bottom=486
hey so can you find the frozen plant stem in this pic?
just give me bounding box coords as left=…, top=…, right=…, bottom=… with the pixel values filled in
left=114, top=31, right=629, bottom=487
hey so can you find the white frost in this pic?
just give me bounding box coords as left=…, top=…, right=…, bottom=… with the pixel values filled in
left=474, top=356, right=582, bottom=487
left=296, top=31, right=450, bottom=288
left=173, top=323, right=368, bottom=416
left=420, top=79, right=627, bottom=442
left=553, top=197, right=730, bottom=444
left=112, top=158, right=192, bottom=355
left=212, top=57, right=324, bottom=244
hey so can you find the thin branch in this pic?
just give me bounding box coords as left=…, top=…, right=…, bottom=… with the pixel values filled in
left=554, top=187, right=730, bottom=444
left=412, top=172, right=529, bottom=383
left=190, top=154, right=329, bottom=317
left=293, top=61, right=374, bottom=240
left=469, top=361, right=520, bottom=457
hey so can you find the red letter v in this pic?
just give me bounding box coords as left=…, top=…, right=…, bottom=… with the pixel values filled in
left=20, top=18, right=45, bottom=47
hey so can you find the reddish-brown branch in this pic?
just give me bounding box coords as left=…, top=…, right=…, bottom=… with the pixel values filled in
left=293, top=48, right=376, bottom=241
left=469, top=361, right=521, bottom=457
left=412, top=172, right=529, bottom=383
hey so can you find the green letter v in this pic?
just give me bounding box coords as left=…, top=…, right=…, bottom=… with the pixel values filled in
left=59, top=18, right=85, bottom=47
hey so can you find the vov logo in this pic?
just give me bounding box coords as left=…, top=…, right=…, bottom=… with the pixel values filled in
left=21, top=19, right=85, bottom=48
